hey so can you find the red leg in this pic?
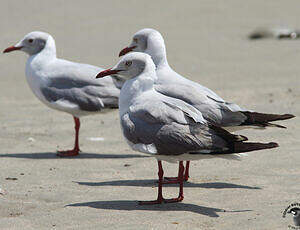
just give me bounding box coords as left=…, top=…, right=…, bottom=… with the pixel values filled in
left=139, top=161, right=185, bottom=205
left=163, top=161, right=190, bottom=184
left=164, top=161, right=184, bottom=203
left=184, top=161, right=190, bottom=181
left=139, top=160, right=164, bottom=205
left=57, top=116, right=81, bottom=157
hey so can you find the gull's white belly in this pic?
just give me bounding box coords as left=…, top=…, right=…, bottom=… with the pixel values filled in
left=25, top=69, right=86, bottom=117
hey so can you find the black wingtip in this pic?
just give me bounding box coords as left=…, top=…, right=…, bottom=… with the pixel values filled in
left=233, top=141, right=279, bottom=153
left=266, top=122, right=287, bottom=129
left=268, top=142, right=279, bottom=148
left=239, top=135, right=248, bottom=142
left=241, top=112, right=296, bottom=127
left=282, top=114, right=296, bottom=119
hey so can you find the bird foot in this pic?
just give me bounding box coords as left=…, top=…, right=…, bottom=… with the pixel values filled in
left=161, top=176, right=188, bottom=184
left=162, top=177, right=180, bottom=184
left=138, top=196, right=184, bottom=205
left=138, top=199, right=163, bottom=205
left=163, top=195, right=184, bottom=203
left=57, top=149, right=80, bottom=157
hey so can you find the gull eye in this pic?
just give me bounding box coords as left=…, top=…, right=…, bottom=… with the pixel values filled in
left=133, top=38, right=138, bottom=43
left=28, top=39, right=34, bottom=43
left=125, top=61, right=132, bottom=67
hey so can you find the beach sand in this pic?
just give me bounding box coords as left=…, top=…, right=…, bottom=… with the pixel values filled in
left=0, top=0, right=299, bottom=229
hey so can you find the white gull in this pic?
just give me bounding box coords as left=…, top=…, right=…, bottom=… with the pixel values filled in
left=96, top=52, right=278, bottom=204
left=4, top=31, right=123, bottom=157
left=118, top=28, right=295, bottom=182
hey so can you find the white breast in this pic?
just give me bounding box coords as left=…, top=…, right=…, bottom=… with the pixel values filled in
left=25, top=55, right=51, bottom=105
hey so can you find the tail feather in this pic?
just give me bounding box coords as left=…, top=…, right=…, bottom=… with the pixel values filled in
left=241, top=111, right=295, bottom=127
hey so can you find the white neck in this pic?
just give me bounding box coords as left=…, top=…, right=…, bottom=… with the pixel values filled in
left=145, top=33, right=170, bottom=69
left=119, top=68, right=156, bottom=116
left=147, top=45, right=169, bottom=69
left=40, top=35, right=57, bottom=59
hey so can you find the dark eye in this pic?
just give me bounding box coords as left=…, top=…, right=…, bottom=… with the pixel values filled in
left=125, top=61, right=132, bottom=67
left=133, top=38, right=138, bottom=43
left=28, top=39, right=34, bottom=43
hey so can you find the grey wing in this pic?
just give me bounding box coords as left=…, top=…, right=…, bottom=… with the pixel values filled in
left=130, top=93, right=206, bottom=125
left=41, top=87, right=104, bottom=111
left=42, top=60, right=122, bottom=110
left=121, top=101, right=228, bottom=155
left=155, top=83, right=247, bottom=127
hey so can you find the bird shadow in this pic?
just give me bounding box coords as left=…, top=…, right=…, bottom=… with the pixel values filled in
left=66, top=200, right=251, bottom=217
left=75, top=179, right=261, bottom=189
left=0, top=152, right=149, bottom=159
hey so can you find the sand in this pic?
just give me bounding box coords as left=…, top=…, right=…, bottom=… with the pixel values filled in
left=0, top=0, right=299, bottom=229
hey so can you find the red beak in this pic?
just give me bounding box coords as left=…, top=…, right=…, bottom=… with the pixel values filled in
left=96, top=68, right=120, bottom=78
left=3, top=46, right=23, bottom=53
left=119, top=46, right=136, bottom=57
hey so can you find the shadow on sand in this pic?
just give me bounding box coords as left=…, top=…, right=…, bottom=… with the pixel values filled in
left=75, top=179, right=261, bottom=189
left=66, top=200, right=251, bottom=217
left=0, top=152, right=149, bottom=159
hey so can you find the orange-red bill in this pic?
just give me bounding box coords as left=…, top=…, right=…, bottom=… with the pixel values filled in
left=96, top=68, right=120, bottom=78
left=3, top=46, right=22, bottom=53
left=119, top=46, right=136, bottom=57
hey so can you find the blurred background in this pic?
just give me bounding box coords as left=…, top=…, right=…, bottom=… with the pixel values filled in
left=1, top=0, right=299, bottom=108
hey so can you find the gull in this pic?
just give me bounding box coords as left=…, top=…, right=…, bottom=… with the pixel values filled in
left=3, top=31, right=123, bottom=157
left=96, top=52, right=279, bottom=204
left=118, top=28, right=295, bottom=182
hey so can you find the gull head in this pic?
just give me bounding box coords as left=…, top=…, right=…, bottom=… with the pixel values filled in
left=96, top=52, right=156, bottom=80
left=119, top=28, right=166, bottom=67
left=3, top=31, right=51, bottom=56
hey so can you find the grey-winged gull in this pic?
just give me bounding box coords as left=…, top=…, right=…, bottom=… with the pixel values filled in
left=118, top=28, right=295, bottom=183
left=3, top=31, right=123, bottom=157
left=96, top=52, right=279, bottom=204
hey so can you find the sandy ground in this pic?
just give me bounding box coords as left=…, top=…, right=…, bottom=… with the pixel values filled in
left=0, top=0, right=299, bottom=229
